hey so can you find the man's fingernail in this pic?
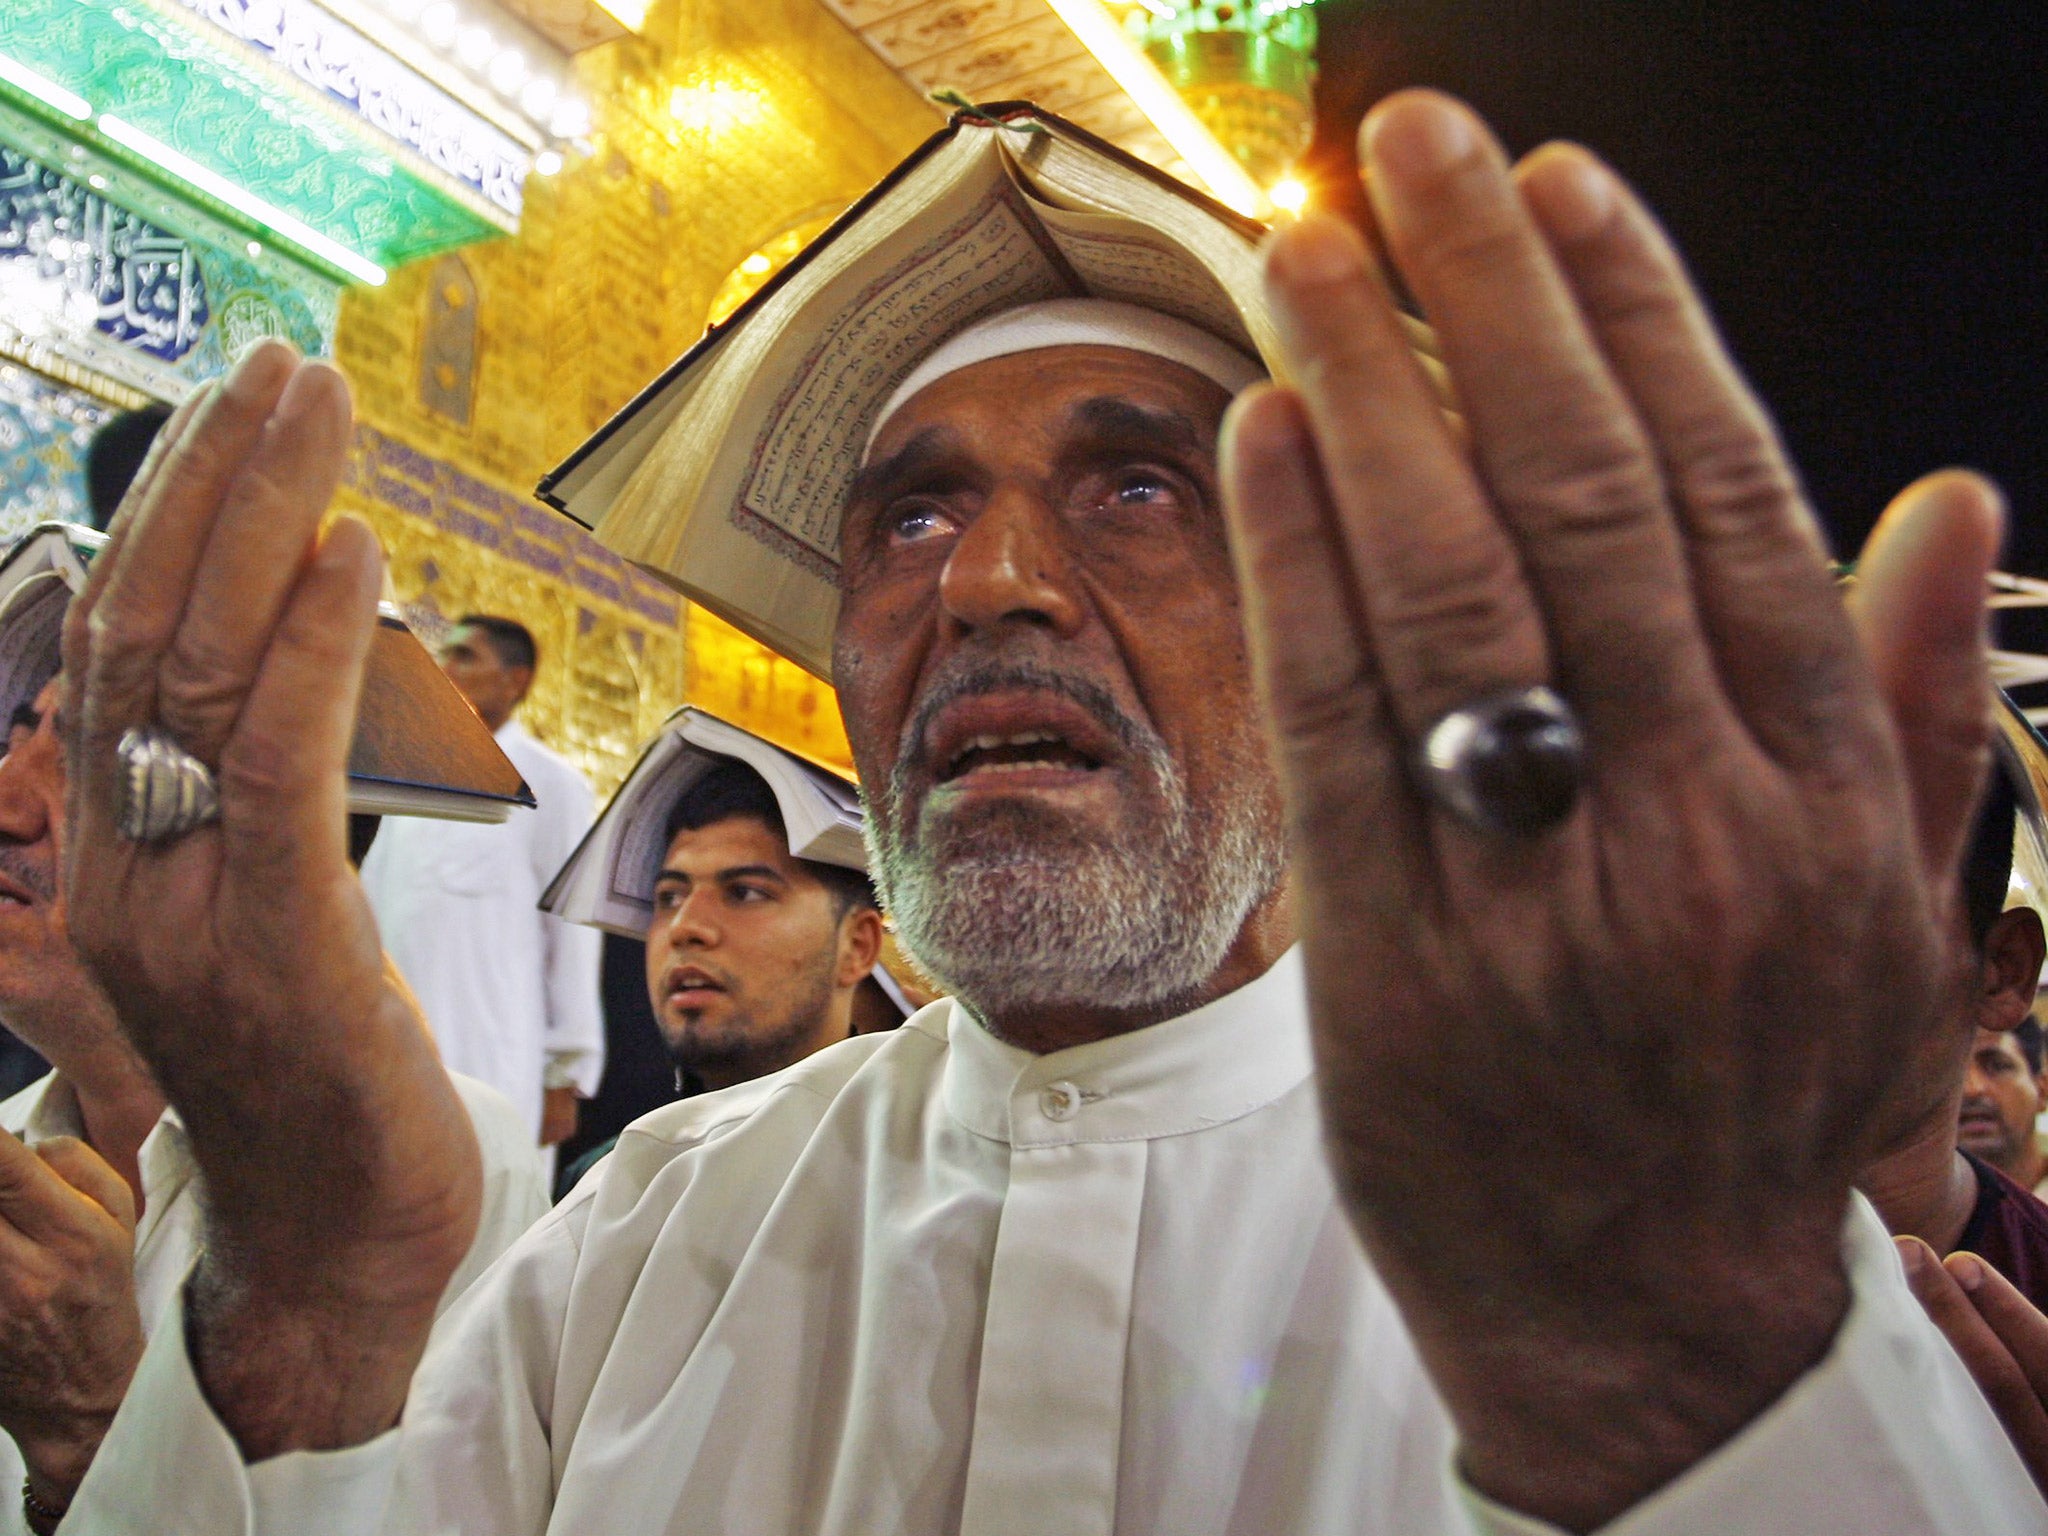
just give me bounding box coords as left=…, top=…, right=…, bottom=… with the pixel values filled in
left=1526, top=145, right=1615, bottom=242
left=273, top=359, right=343, bottom=425
left=1953, top=1253, right=1987, bottom=1292
left=1899, top=1238, right=1926, bottom=1276
left=226, top=337, right=295, bottom=394
left=1365, top=94, right=1477, bottom=183
left=1267, top=216, right=1365, bottom=286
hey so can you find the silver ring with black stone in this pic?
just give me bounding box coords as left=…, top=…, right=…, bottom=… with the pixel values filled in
left=1415, top=685, right=1585, bottom=837
left=114, top=727, right=220, bottom=843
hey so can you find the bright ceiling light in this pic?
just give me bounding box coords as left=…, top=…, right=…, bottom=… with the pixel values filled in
left=533, top=149, right=563, bottom=175
left=488, top=49, right=527, bottom=92
left=1268, top=177, right=1307, bottom=214
left=456, top=24, right=495, bottom=69
left=0, top=49, right=91, bottom=120
left=590, top=0, right=650, bottom=31
left=667, top=80, right=766, bottom=135
left=420, top=2, right=459, bottom=47
left=1041, top=0, right=1267, bottom=217
left=519, top=75, right=558, bottom=117
left=550, top=97, right=590, bottom=138
left=96, top=115, right=387, bottom=285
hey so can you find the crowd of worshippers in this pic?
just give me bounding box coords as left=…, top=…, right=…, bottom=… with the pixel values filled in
left=9, top=87, right=2048, bottom=1536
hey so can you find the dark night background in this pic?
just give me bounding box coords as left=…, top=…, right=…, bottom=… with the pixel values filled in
left=1301, top=0, right=2047, bottom=588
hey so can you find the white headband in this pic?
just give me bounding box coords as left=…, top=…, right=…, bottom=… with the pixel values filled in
left=863, top=298, right=1266, bottom=458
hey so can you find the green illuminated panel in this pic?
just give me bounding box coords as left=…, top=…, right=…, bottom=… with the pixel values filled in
left=0, top=0, right=505, bottom=274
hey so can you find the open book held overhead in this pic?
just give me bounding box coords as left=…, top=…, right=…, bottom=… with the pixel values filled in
left=0, top=523, right=533, bottom=824
left=538, top=102, right=1441, bottom=681
left=542, top=707, right=863, bottom=938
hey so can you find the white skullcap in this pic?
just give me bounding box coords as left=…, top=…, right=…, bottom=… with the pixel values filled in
left=864, top=298, right=1265, bottom=458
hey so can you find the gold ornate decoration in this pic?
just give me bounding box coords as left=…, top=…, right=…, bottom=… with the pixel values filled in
left=1118, top=0, right=1316, bottom=188
left=705, top=209, right=841, bottom=328
left=326, top=0, right=937, bottom=790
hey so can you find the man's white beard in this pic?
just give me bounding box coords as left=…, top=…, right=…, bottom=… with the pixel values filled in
left=867, top=712, right=1286, bottom=1023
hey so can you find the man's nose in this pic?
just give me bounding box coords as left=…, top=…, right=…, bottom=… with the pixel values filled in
left=938, top=484, right=1084, bottom=638
left=665, top=890, right=720, bottom=948
left=0, top=744, right=50, bottom=846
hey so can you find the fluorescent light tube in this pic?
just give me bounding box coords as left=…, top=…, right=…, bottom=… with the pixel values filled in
left=1041, top=0, right=1268, bottom=217
left=97, top=115, right=386, bottom=285
left=0, top=50, right=91, bottom=120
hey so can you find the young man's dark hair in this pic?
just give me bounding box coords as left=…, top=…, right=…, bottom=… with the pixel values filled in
left=664, top=759, right=878, bottom=917
left=455, top=614, right=538, bottom=674
left=84, top=404, right=173, bottom=530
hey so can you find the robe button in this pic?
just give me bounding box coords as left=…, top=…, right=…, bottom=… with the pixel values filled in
left=1040, top=1081, right=1081, bottom=1121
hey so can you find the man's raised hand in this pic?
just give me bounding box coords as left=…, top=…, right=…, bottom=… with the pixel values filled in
left=58, top=341, right=482, bottom=1457
left=0, top=1130, right=142, bottom=1525
left=1221, top=90, right=2002, bottom=1528
left=1900, top=1238, right=2048, bottom=1494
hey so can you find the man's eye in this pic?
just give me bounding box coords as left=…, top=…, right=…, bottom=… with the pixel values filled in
left=729, top=884, right=771, bottom=904
left=1086, top=469, right=1185, bottom=515
left=883, top=500, right=957, bottom=545
left=653, top=887, right=683, bottom=910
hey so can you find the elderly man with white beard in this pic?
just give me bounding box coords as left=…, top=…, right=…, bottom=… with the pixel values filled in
left=46, top=91, right=2048, bottom=1534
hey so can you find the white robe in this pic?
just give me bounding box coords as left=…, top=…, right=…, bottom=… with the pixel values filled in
left=67, top=950, right=2048, bottom=1534
left=0, top=1068, right=548, bottom=1536
left=360, top=719, right=605, bottom=1137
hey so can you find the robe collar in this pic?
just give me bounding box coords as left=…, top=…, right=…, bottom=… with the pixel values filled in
left=940, top=946, right=1312, bottom=1148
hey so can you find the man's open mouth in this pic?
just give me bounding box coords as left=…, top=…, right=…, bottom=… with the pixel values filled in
left=666, top=967, right=728, bottom=1001
left=924, top=690, right=1122, bottom=789
left=942, top=731, right=1102, bottom=782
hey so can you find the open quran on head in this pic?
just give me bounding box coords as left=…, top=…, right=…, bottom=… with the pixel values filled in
left=0, top=524, right=532, bottom=824
left=542, top=707, right=864, bottom=937
left=538, top=103, right=1436, bottom=683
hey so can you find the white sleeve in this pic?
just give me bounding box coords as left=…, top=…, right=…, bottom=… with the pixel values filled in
left=441, top=1072, right=549, bottom=1311
left=0, top=1429, right=30, bottom=1536
left=1458, top=1196, right=2048, bottom=1535
left=533, top=765, right=605, bottom=1098
left=64, top=1209, right=583, bottom=1536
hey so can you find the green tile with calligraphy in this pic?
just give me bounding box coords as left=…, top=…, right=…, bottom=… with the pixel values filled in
left=0, top=0, right=508, bottom=277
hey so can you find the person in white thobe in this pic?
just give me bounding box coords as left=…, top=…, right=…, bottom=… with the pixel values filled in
left=361, top=715, right=605, bottom=1142
left=48, top=109, right=2048, bottom=1535
left=68, top=950, right=2048, bottom=1535
left=0, top=1065, right=547, bottom=1536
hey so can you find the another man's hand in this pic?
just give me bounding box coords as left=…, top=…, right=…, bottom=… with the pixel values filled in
left=540, top=1085, right=579, bottom=1148
left=58, top=342, right=483, bottom=1458
left=1900, top=1238, right=2048, bottom=1495
left=0, top=1132, right=143, bottom=1519
left=1222, top=91, right=2001, bottom=1528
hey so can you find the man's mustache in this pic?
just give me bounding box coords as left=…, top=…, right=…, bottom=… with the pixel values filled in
left=0, top=844, right=55, bottom=903
left=897, top=658, right=1152, bottom=779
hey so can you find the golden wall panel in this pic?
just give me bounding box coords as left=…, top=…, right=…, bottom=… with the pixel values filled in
left=327, top=0, right=938, bottom=791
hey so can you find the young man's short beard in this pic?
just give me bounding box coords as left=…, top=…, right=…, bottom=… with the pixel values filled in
left=661, top=949, right=840, bottom=1087
left=868, top=704, right=1286, bottom=1030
